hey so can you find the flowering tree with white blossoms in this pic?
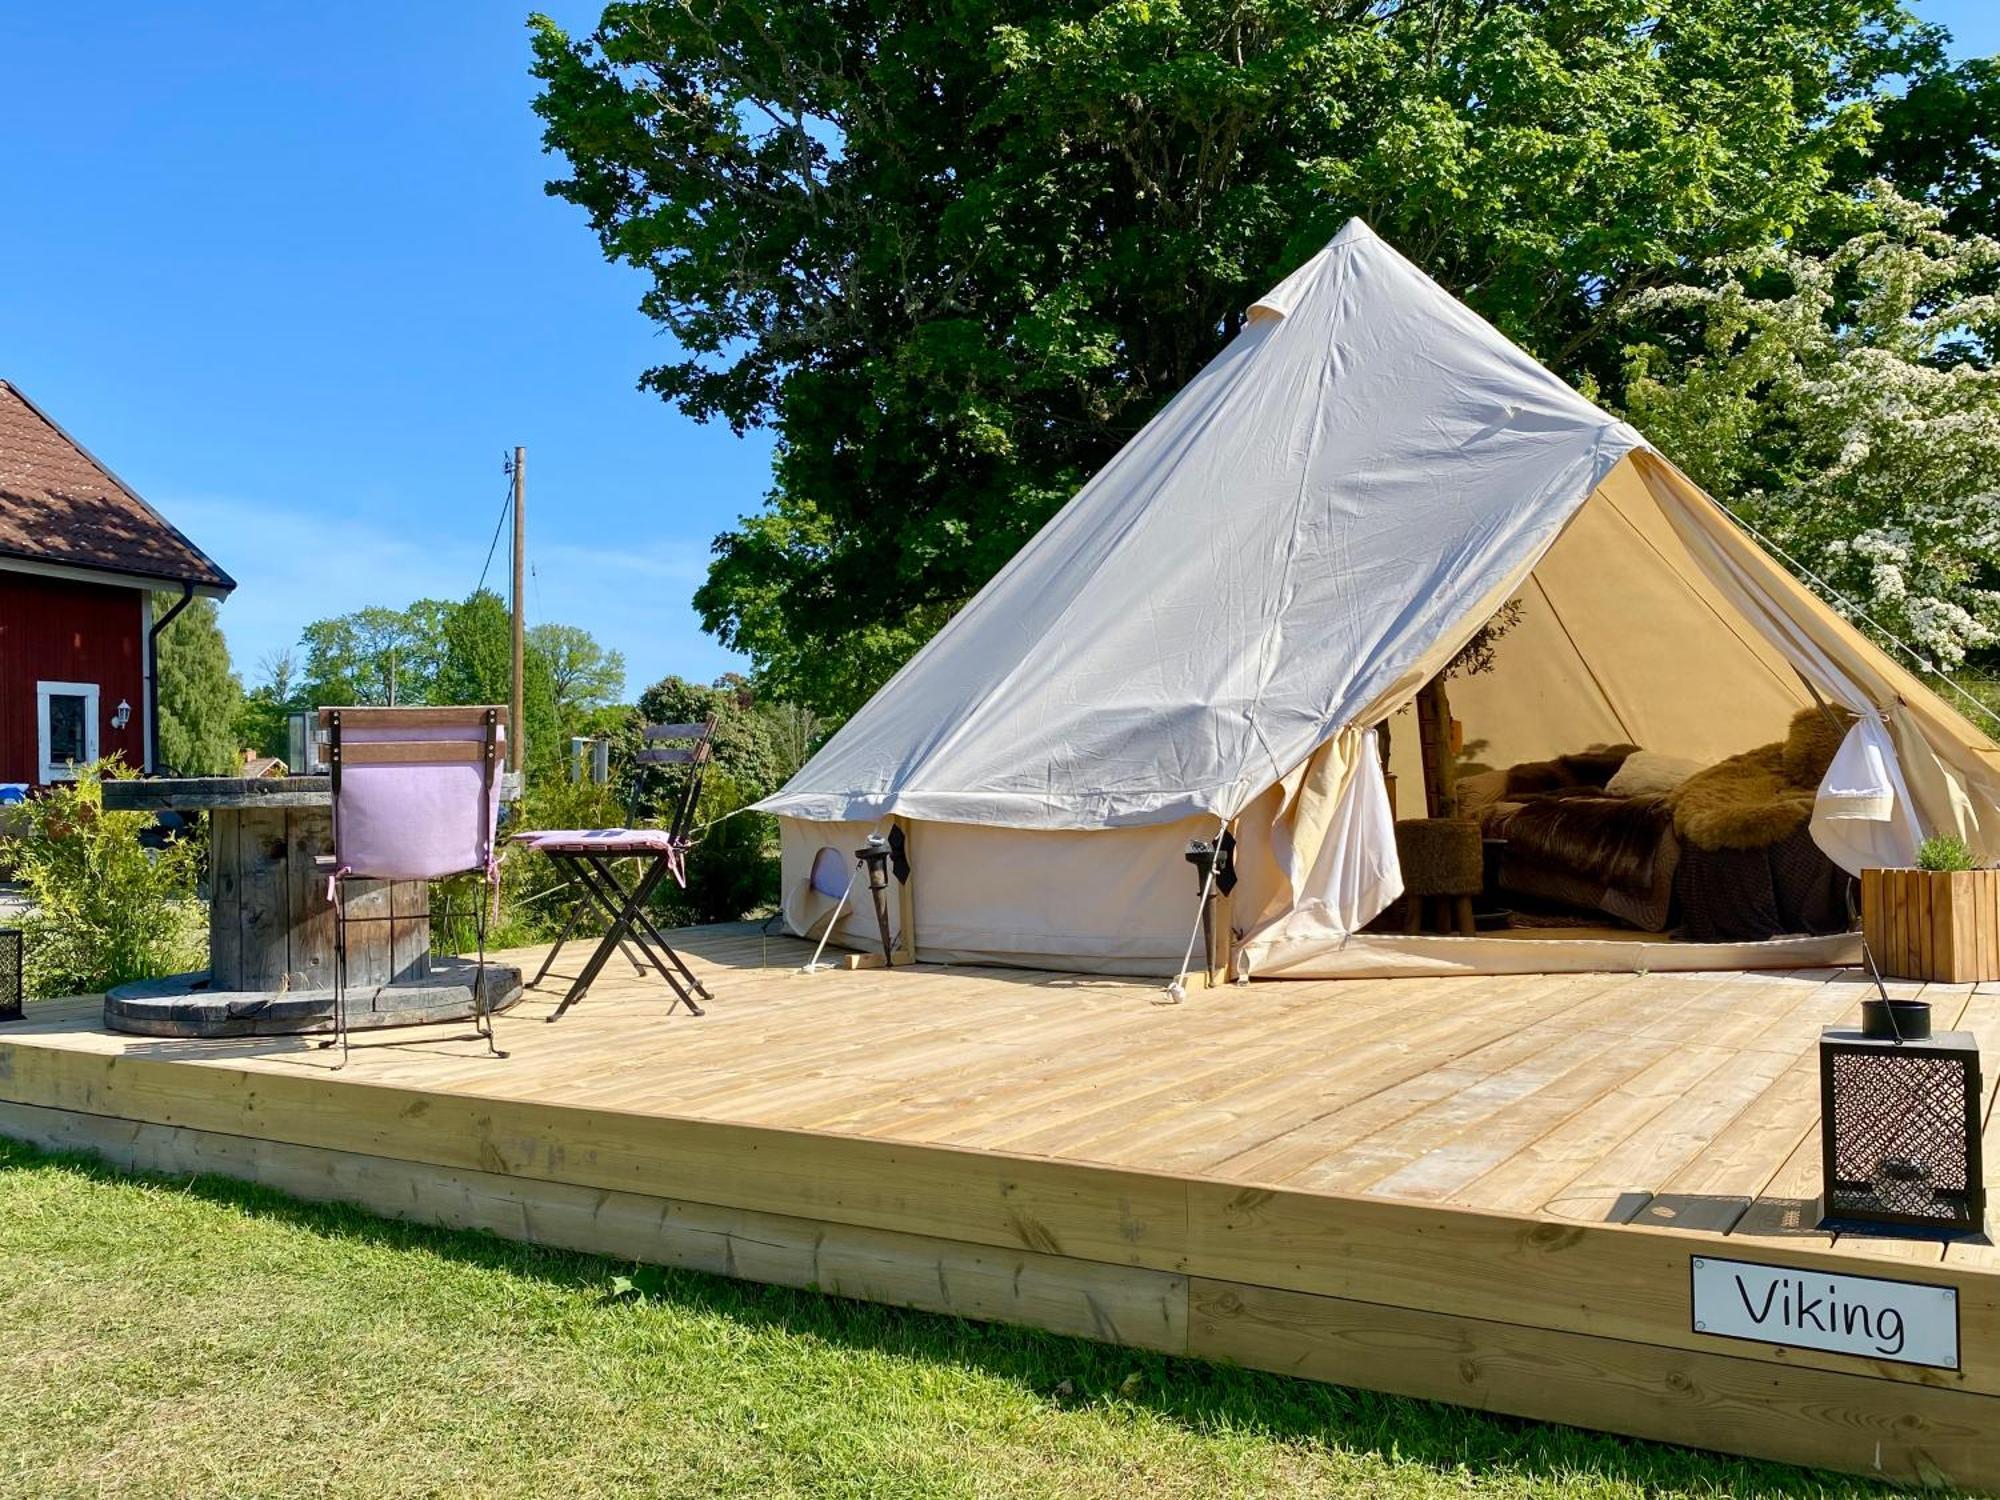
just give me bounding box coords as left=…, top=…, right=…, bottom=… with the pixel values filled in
left=1623, top=185, right=2000, bottom=672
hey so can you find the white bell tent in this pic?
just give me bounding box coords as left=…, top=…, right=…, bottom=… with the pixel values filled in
left=758, top=220, right=2000, bottom=979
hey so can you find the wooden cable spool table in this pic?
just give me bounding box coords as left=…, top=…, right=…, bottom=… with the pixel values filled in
left=98, top=776, right=521, bottom=1037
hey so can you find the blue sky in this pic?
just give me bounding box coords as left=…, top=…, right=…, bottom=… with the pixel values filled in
left=2, top=3, right=1995, bottom=701
left=0, top=2, right=762, bottom=696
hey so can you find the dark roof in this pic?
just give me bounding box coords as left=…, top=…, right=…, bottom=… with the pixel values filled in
left=0, top=380, right=234, bottom=592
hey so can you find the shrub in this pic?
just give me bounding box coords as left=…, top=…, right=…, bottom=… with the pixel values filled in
left=1916, top=834, right=1979, bottom=872
left=660, top=773, right=779, bottom=927
left=0, top=761, right=205, bottom=998
left=430, top=771, right=632, bottom=955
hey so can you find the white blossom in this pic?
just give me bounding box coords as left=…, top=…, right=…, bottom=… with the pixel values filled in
left=1624, top=183, right=2000, bottom=670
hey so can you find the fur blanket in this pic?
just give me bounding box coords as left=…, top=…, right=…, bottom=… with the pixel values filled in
left=1669, top=708, right=1853, bottom=852
left=1483, top=788, right=1673, bottom=895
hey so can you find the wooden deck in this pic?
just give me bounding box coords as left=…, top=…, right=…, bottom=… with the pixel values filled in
left=3, top=926, right=1999, bottom=1487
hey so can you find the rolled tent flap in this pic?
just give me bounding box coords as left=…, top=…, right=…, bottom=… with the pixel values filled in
left=1233, top=727, right=1404, bottom=969
left=1301, top=729, right=1403, bottom=931
left=1810, top=717, right=1923, bottom=875
left=1275, top=727, right=1403, bottom=937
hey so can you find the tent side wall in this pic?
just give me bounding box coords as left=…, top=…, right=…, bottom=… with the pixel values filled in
left=778, top=814, right=1215, bottom=975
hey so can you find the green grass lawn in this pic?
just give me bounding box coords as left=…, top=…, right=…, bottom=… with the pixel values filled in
left=0, top=1137, right=1898, bottom=1500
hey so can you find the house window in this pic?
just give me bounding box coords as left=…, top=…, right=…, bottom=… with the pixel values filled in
left=37, top=681, right=99, bottom=781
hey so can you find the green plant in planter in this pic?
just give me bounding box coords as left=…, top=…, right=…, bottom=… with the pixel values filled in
left=0, top=760, right=205, bottom=998
left=1916, top=833, right=1979, bottom=872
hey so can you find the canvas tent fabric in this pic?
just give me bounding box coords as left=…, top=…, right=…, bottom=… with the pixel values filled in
left=763, top=220, right=2000, bottom=979
left=760, top=219, right=1643, bottom=831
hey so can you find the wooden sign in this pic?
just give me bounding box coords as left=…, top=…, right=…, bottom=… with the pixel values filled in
left=1691, top=1255, right=1959, bottom=1369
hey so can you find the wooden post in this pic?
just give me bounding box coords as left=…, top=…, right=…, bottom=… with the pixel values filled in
left=1414, top=677, right=1457, bottom=819
left=510, top=445, right=526, bottom=775
left=1205, top=881, right=1233, bottom=988
left=1201, top=821, right=1237, bottom=988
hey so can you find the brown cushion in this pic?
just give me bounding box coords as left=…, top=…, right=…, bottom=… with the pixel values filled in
left=1503, top=744, right=1639, bottom=796
left=1455, top=767, right=1510, bottom=817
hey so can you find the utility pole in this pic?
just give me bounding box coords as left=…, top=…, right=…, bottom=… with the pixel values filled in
left=510, top=445, right=526, bottom=774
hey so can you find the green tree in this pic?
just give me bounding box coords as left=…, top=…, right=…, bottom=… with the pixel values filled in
left=626, top=674, right=786, bottom=923
left=235, top=649, right=302, bottom=762
left=154, top=595, right=242, bottom=776
left=532, top=0, right=1921, bottom=718
left=298, top=601, right=451, bottom=709
left=1848, top=55, right=2000, bottom=239
left=628, top=674, right=787, bottom=811
left=437, top=589, right=559, bottom=774
left=529, top=620, right=626, bottom=736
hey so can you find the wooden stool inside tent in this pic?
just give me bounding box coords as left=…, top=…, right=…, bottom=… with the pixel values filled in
left=1395, top=818, right=1482, bottom=936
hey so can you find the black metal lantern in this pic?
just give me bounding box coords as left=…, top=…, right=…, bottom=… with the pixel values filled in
left=1820, top=1000, right=1984, bottom=1233
left=0, top=927, right=20, bottom=1022
left=855, top=836, right=896, bottom=965
left=1183, top=833, right=1239, bottom=986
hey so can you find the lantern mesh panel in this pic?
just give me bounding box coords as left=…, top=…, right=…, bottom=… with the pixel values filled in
left=1827, top=1050, right=1972, bottom=1222
left=0, top=929, right=19, bottom=1020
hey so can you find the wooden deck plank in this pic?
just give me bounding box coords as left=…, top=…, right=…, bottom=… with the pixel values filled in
left=1446, top=1042, right=1740, bottom=1216
left=983, top=971, right=1596, bottom=1168
left=0, top=1098, right=1189, bottom=1353
left=1539, top=973, right=1875, bottom=1231
left=1232, top=973, right=1729, bottom=1194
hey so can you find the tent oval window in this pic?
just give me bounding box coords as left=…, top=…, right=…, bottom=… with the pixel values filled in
left=809, top=845, right=849, bottom=900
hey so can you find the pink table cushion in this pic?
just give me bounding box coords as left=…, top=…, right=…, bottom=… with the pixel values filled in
left=515, top=828, right=686, bottom=855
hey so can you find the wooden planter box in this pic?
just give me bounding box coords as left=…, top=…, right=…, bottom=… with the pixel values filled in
left=1860, top=866, right=2000, bottom=983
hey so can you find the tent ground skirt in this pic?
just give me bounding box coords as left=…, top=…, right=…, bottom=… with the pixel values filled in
left=1241, top=929, right=1862, bottom=980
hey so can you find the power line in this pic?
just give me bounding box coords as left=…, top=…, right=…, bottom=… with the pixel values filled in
left=474, top=465, right=514, bottom=598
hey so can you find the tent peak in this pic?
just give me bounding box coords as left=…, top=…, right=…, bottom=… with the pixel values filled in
left=1247, top=219, right=1380, bottom=322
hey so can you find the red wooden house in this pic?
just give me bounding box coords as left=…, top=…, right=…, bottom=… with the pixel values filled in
left=0, top=381, right=235, bottom=787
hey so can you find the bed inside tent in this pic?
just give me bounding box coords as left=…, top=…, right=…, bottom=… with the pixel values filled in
left=765, top=221, right=2000, bottom=983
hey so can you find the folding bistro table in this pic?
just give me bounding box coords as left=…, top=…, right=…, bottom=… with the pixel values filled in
left=514, top=828, right=713, bottom=1021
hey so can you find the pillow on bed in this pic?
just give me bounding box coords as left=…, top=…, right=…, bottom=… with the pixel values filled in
left=1606, top=750, right=1704, bottom=799
left=1503, top=744, right=1639, bottom=796
left=1455, top=767, right=1511, bottom=816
